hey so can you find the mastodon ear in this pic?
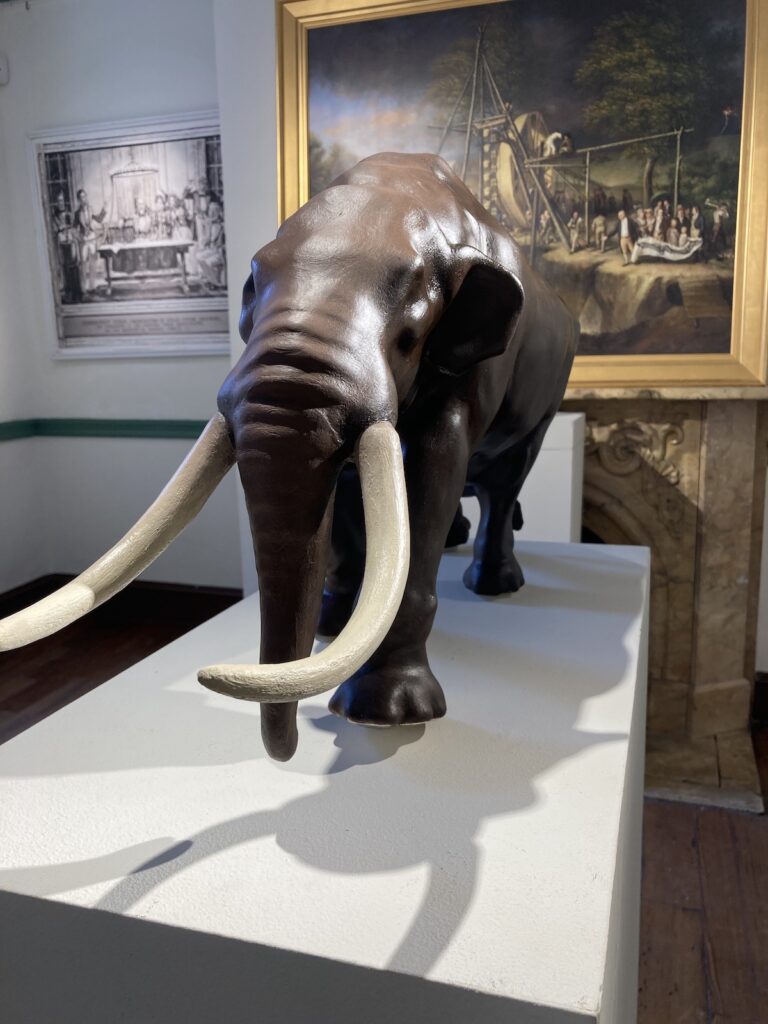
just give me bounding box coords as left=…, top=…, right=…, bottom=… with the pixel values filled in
left=238, top=271, right=258, bottom=344
left=425, top=247, right=524, bottom=376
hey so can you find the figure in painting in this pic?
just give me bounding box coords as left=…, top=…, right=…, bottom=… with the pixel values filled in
left=171, top=195, right=193, bottom=241
left=592, top=212, right=607, bottom=253
left=652, top=202, right=667, bottom=241
left=135, top=200, right=154, bottom=240
left=707, top=199, right=731, bottom=257
left=73, top=188, right=106, bottom=297
left=567, top=208, right=583, bottom=253
left=51, top=192, right=82, bottom=304
left=720, top=101, right=740, bottom=135
left=196, top=198, right=226, bottom=290
left=690, top=205, right=705, bottom=241
left=615, top=210, right=637, bottom=265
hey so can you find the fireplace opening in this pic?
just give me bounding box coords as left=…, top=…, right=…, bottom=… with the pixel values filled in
left=581, top=525, right=605, bottom=544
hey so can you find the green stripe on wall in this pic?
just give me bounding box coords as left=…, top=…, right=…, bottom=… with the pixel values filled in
left=0, top=419, right=209, bottom=442
left=0, top=420, right=37, bottom=442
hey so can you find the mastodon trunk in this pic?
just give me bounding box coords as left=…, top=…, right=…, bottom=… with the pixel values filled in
left=237, top=451, right=339, bottom=761
left=197, top=422, right=410, bottom=711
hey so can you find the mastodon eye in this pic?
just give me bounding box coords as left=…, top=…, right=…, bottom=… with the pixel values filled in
left=397, top=326, right=419, bottom=355
left=385, top=264, right=411, bottom=296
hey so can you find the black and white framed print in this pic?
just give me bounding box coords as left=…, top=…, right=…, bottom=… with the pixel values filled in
left=32, top=111, right=229, bottom=358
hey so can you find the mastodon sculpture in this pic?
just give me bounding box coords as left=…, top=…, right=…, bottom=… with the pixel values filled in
left=0, top=153, right=578, bottom=762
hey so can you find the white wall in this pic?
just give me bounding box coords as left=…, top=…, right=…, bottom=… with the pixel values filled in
left=0, top=105, right=34, bottom=423
left=0, top=0, right=243, bottom=591
left=44, top=436, right=241, bottom=588
left=213, top=0, right=279, bottom=594
left=0, top=440, right=51, bottom=592
left=0, top=65, right=45, bottom=593
left=0, top=435, right=242, bottom=594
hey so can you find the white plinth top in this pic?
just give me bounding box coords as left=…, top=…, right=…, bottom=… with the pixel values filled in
left=0, top=542, right=648, bottom=1022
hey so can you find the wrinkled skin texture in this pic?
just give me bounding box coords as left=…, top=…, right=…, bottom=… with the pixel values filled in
left=218, top=153, right=578, bottom=760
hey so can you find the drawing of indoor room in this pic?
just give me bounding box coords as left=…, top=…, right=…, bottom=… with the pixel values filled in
left=43, top=137, right=226, bottom=303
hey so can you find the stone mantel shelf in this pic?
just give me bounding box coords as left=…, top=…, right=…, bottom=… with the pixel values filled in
left=566, top=388, right=768, bottom=401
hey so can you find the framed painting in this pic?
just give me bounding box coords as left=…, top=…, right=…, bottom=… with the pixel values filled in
left=31, top=111, right=229, bottom=359
left=277, top=0, right=768, bottom=389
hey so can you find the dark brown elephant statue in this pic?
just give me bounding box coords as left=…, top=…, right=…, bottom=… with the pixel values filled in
left=0, top=153, right=578, bottom=762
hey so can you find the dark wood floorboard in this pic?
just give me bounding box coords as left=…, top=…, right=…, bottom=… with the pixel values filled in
left=698, top=810, right=762, bottom=1022
left=639, top=733, right=768, bottom=1024
left=642, top=800, right=703, bottom=910
left=0, top=575, right=241, bottom=745
left=638, top=899, right=709, bottom=1023
left=2, top=576, right=768, bottom=1022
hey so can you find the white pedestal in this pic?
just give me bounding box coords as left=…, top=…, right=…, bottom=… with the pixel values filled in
left=0, top=541, right=648, bottom=1024
left=463, top=412, right=586, bottom=543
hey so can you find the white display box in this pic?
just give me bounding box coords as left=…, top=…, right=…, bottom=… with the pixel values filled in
left=0, top=541, right=648, bottom=1024
left=463, top=412, right=586, bottom=543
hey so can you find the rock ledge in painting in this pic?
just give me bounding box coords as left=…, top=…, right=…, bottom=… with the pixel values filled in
left=540, top=248, right=733, bottom=356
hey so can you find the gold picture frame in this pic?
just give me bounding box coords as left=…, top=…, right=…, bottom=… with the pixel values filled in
left=277, top=0, right=768, bottom=390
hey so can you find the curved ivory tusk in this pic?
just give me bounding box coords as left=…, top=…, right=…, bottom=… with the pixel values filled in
left=0, top=415, right=235, bottom=652
left=198, top=420, right=410, bottom=702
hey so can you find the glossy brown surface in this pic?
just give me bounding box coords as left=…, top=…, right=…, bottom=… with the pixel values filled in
left=220, top=152, right=578, bottom=759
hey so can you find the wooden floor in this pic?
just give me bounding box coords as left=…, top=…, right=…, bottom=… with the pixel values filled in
left=1, top=575, right=767, bottom=1022
left=0, top=575, right=240, bottom=745
left=639, top=734, right=768, bottom=1024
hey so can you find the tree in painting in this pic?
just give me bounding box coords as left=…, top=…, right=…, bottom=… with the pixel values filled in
left=309, top=134, right=357, bottom=194
left=426, top=19, right=526, bottom=119
left=577, top=6, right=742, bottom=207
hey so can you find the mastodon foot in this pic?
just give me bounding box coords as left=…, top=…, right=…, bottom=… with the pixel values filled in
left=463, top=554, right=525, bottom=595
left=329, top=660, right=446, bottom=726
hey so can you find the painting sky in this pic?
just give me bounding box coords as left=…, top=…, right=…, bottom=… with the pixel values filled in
left=308, top=0, right=745, bottom=178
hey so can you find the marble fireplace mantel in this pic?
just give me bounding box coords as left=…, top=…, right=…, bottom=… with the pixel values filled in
left=562, top=393, right=768, bottom=812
